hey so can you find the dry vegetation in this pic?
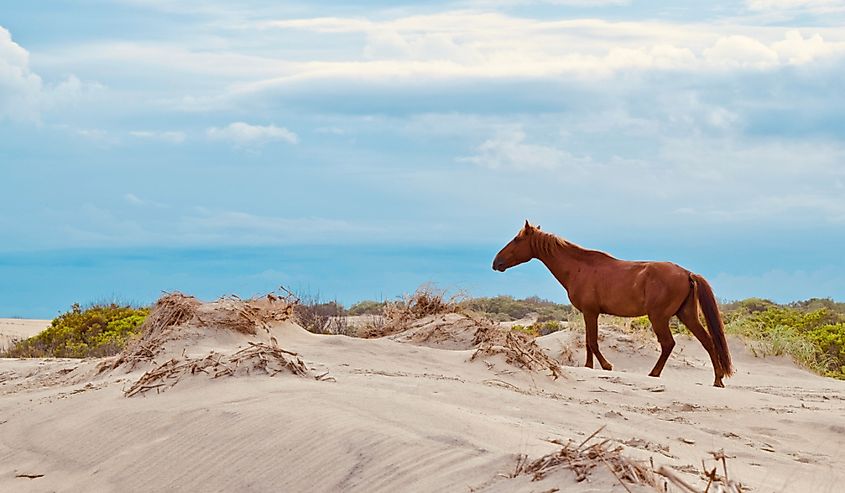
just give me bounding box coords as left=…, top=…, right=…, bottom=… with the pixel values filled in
left=89, top=290, right=320, bottom=397
left=358, top=284, right=463, bottom=338
left=8, top=284, right=844, bottom=381
left=104, top=291, right=296, bottom=371
left=124, top=342, right=309, bottom=397
left=472, top=317, right=564, bottom=379
left=507, top=426, right=744, bottom=493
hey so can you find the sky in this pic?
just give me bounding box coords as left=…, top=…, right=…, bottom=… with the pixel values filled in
left=1, top=0, right=844, bottom=317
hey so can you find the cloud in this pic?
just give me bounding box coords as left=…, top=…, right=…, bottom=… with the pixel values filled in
left=124, top=193, right=167, bottom=208
left=206, top=122, right=298, bottom=146
left=746, top=0, right=845, bottom=13
left=772, top=30, right=843, bottom=64
left=704, top=35, right=780, bottom=68
left=0, top=26, right=43, bottom=122
left=129, top=130, right=186, bottom=143
left=461, top=127, right=588, bottom=171
left=241, top=12, right=845, bottom=103
left=1, top=26, right=100, bottom=123
left=124, top=193, right=144, bottom=206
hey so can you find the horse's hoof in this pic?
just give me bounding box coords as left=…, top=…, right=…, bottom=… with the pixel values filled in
left=713, top=380, right=725, bottom=388
left=601, top=364, right=613, bottom=371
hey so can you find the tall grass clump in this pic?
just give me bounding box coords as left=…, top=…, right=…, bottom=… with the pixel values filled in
left=5, top=303, right=149, bottom=358
left=725, top=303, right=845, bottom=379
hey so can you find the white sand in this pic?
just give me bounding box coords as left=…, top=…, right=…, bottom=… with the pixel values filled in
left=0, top=318, right=50, bottom=353
left=1, top=315, right=844, bottom=492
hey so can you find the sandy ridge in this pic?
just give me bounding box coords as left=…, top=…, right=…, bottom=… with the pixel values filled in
left=1, top=314, right=844, bottom=492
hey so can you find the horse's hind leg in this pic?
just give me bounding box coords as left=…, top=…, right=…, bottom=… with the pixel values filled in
left=584, top=311, right=613, bottom=371
left=648, top=316, right=675, bottom=378
left=677, top=302, right=724, bottom=387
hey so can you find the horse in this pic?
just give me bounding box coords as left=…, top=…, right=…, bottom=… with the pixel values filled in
left=492, top=220, right=733, bottom=387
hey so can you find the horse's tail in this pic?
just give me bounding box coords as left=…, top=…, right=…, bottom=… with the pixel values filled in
left=691, top=273, right=733, bottom=376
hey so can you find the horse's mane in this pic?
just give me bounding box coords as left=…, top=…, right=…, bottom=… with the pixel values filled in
left=535, top=230, right=617, bottom=261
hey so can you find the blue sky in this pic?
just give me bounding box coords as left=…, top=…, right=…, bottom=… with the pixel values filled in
left=2, top=1, right=845, bottom=317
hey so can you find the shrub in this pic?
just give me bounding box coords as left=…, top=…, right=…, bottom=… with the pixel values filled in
left=384, top=285, right=461, bottom=321
left=511, top=324, right=538, bottom=337
left=805, top=323, right=845, bottom=378
left=510, top=320, right=566, bottom=338
left=725, top=306, right=845, bottom=379
left=293, top=291, right=348, bottom=335
left=348, top=300, right=387, bottom=316
left=461, top=295, right=570, bottom=321
left=5, top=303, right=149, bottom=358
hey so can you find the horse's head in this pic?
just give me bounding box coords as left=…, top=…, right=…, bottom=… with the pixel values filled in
left=492, top=220, right=540, bottom=272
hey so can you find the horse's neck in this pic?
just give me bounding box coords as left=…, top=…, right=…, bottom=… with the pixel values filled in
left=532, top=233, right=586, bottom=288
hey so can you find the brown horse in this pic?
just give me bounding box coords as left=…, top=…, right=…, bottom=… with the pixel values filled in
left=492, top=221, right=733, bottom=387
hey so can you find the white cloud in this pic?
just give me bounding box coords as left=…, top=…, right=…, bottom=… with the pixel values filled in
left=124, top=193, right=143, bottom=205
left=124, top=193, right=167, bottom=208
left=206, top=122, right=298, bottom=146
left=73, top=127, right=111, bottom=142
left=472, top=0, right=630, bottom=5
left=704, top=35, right=780, bottom=68
left=746, top=0, right=845, bottom=13
left=129, top=130, right=186, bottom=143
left=772, top=30, right=844, bottom=64
left=0, top=26, right=42, bottom=122
left=247, top=12, right=845, bottom=93
left=1, top=26, right=100, bottom=123
left=461, top=128, right=588, bottom=171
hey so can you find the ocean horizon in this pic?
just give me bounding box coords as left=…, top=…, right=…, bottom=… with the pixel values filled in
left=2, top=243, right=842, bottom=319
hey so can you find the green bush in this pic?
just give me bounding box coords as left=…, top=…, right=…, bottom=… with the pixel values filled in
left=725, top=305, right=845, bottom=379
left=348, top=300, right=387, bottom=316
left=805, top=323, right=845, bottom=378
left=510, top=324, right=537, bottom=337
left=511, top=320, right=565, bottom=337
left=5, top=303, right=149, bottom=358
left=461, top=295, right=570, bottom=321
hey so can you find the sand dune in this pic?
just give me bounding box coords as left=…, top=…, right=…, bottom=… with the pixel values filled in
left=0, top=319, right=50, bottom=353
left=2, top=307, right=844, bottom=492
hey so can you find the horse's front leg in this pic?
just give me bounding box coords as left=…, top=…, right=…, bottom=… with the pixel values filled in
left=584, top=311, right=613, bottom=371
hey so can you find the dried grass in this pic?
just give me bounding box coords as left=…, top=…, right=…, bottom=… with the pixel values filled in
left=472, top=317, right=564, bottom=379
left=510, top=428, right=744, bottom=493
left=102, top=290, right=298, bottom=372
left=124, top=342, right=309, bottom=397
left=510, top=426, right=656, bottom=491
left=360, top=285, right=463, bottom=338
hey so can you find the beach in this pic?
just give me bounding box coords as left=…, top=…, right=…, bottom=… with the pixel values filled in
left=2, top=305, right=843, bottom=492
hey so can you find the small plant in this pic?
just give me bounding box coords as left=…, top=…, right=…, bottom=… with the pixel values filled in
left=510, top=320, right=566, bottom=338
left=724, top=305, right=845, bottom=379
left=5, top=303, right=149, bottom=358
left=510, top=324, right=538, bottom=337
left=292, top=291, right=349, bottom=335
left=460, top=295, right=570, bottom=321
left=347, top=300, right=387, bottom=316
left=384, top=284, right=462, bottom=321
